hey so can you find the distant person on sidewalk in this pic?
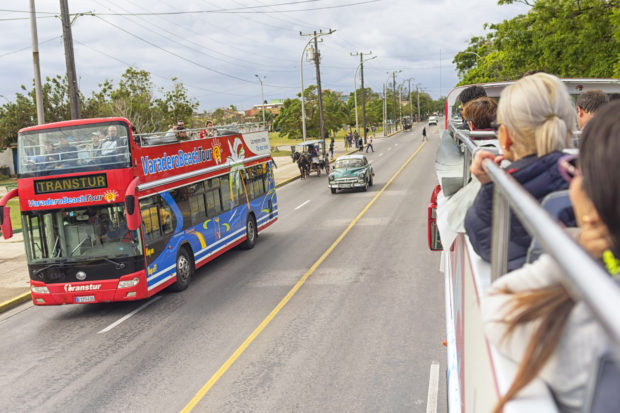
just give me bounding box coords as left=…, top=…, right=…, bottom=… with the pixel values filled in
left=366, top=136, right=374, bottom=153
left=329, top=139, right=334, bottom=159
left=371, top=125, right=376, bottom=138
left=422, top=127, right=427, bottom=141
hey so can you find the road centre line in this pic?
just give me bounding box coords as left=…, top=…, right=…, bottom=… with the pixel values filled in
left=98, top=296, right=161, bottom=334
left=379, top=153, right=383, bottom=157
left=180, top=141, right=428, bottom=412
left=294, top=200, right=310, bottom=210
left=426, top=361, right=440, bottom=413
left=388, top=147, right=392, bottom=151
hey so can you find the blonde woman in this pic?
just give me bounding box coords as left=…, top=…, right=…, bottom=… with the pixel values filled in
left=465, top=73, right=576, bottom=270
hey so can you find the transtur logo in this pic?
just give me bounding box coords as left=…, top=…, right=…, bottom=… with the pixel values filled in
left=64, top=284, right=101, bottom=292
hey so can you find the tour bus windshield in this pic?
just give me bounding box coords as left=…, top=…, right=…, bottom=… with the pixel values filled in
left=18, top=121, right=131, bottom=176
left=22, top=203, right=142, bottom=264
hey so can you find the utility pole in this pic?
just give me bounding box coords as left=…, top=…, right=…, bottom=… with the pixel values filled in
left=301, top=29, right=335, bottom=154
left=398, top=85, right=403, bottom=128
left=59, top=0, right=80, bottom=119
left=407, top=79, right=413, bottom=122
left=417, top=85, right=421, bottom=122
left=29, top=0, right=45, bottom=124
left=351, top=51, right=372, bottom=144
left=391, top=71, right=399, bottom=131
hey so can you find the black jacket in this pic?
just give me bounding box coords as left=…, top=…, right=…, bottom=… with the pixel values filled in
left=464, top=151, right=569, bottom=271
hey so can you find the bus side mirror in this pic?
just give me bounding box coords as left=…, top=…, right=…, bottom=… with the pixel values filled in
left=0, top=188, right=18, bottom=240
left=124, top=177, right=140, bottom=231
left=428, top=185, right=443, bottom=251
left=1, top=206, right=13, bottom=239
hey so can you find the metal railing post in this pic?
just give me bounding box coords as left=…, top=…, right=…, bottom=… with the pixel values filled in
left=490, top=188, right=510, bottom=280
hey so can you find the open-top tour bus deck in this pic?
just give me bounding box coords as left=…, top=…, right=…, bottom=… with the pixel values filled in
left=430, top=79, right=620, bottom=412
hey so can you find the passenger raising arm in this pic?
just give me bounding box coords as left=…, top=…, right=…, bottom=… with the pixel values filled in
left=465, top=73, right=575, bottom=270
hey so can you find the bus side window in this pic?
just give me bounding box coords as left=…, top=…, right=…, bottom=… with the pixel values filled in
left=219, top=175, right=232, bottom=212
left=187, top=182, right=206, bottom=225
left=158, top=198, right=174, bottom=235
left=253, top=165, right=266, bottom=198
left=170, top=186, right=193, bottom=230
left=245, top=169, right=255, bottom=201
left=205, top=177, right=222, bottom=217
left=140, top=198, right=160, bottom=244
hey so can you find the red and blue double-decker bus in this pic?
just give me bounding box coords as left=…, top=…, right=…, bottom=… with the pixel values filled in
left=0, top=118, right=278, bottom=305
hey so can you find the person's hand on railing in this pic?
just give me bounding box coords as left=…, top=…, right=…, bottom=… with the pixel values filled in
left=471, top=150, right=504, bottom=184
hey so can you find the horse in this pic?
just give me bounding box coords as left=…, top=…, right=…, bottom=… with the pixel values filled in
left=293, top=151, right=310, bottom=179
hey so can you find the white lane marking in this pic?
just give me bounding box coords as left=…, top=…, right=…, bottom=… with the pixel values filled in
left=387, top=147, right=392, bottom=151
left=294, top=200, right=311, bottom=210
left=98, top=296, right=162, bottom=334
left=395, top=143, right=398, bottom=146
left=379, top=153, right=383, bottom=157
left=426, top=361, right=440, bottom=413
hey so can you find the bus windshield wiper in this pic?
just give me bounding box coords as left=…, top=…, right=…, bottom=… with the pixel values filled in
left=102, top=257, right=125, bottom=270
left=33, top=260, right=67, bottom=276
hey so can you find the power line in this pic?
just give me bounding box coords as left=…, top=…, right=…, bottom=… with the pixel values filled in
left=0, top=36, right=60, bottom=59
left=94, top=14, right=255, bottom=84
left=92, top=0, right=276, bottom=72
left=93, top=0, right=379, bottom=15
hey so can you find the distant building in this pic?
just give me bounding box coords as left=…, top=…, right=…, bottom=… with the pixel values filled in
left=245, top=99, right=284, bottom=119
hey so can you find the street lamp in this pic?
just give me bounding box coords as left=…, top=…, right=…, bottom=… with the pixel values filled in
left=254, top=74, right=266, bottom=129
left=353, top=55, right=376, bottom=136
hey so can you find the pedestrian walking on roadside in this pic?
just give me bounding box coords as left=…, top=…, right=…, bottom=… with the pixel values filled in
left=329, top=139, right=334, bottom=159
left=366, top=136, right=374, bottom=153
left=371, top=125, right=376, bottom=138
left=422, top=127, right=427, bottom=141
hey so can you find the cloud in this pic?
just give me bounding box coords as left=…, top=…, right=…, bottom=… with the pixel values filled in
left=0, top=0, right=529, bottom=111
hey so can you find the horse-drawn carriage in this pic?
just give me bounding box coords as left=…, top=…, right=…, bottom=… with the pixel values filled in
left=291, top=140, right=330, bottom=178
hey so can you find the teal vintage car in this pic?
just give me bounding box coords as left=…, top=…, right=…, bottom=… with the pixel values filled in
left=328, top=154, right=374, bottom=193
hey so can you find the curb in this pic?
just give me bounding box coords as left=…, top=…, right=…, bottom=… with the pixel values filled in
left=0, top=291, right=31, bottom=314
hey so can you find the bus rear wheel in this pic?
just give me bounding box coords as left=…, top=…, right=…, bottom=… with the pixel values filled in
left=242, top=215, right=257, bottom=249
left=170, top=248, right=193, bottom=291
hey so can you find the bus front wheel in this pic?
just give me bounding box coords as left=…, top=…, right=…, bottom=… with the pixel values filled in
left=242, top=215, right=257, bottom=249
left=170, top=248, right=193, bottom=291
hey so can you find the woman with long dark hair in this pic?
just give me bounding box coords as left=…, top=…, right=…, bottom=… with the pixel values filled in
left=483, top=100, right=620, bottom=413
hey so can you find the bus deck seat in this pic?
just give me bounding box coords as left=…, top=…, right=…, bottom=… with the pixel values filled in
left=526, top=190, right=574, bottom=264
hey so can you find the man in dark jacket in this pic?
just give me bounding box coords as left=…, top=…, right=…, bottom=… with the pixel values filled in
left=464, top=151, right=569, bottom=270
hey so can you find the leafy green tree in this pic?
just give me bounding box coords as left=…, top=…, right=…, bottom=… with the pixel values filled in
left=272, top=98, right=303, bottom=139
left=454, top=0, right=620, bottom=84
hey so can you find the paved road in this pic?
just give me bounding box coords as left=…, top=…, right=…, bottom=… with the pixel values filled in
left=0, top=123, right=446, bottom=412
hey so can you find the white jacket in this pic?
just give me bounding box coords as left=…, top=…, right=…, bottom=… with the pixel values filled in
left=482, top=254, right=609, bottom=413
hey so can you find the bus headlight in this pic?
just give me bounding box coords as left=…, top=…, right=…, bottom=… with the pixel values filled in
left=117, top=278, right=140, bottom=288
left=31, top=285, right=50, bottom=294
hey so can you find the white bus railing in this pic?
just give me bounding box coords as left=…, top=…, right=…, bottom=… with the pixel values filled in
left=447, top=118, right=620, bottom=348
left=484, top=160, right=620, bottom=350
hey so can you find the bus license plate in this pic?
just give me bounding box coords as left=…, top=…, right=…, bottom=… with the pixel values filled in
left=75, top=296, right=95, bottom=303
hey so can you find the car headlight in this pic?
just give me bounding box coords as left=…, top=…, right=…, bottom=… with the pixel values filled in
left=329, top=175, right=334, bottom=181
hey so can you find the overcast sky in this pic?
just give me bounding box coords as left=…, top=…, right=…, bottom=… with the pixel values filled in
left=0, top=0, right=530, bottom=112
